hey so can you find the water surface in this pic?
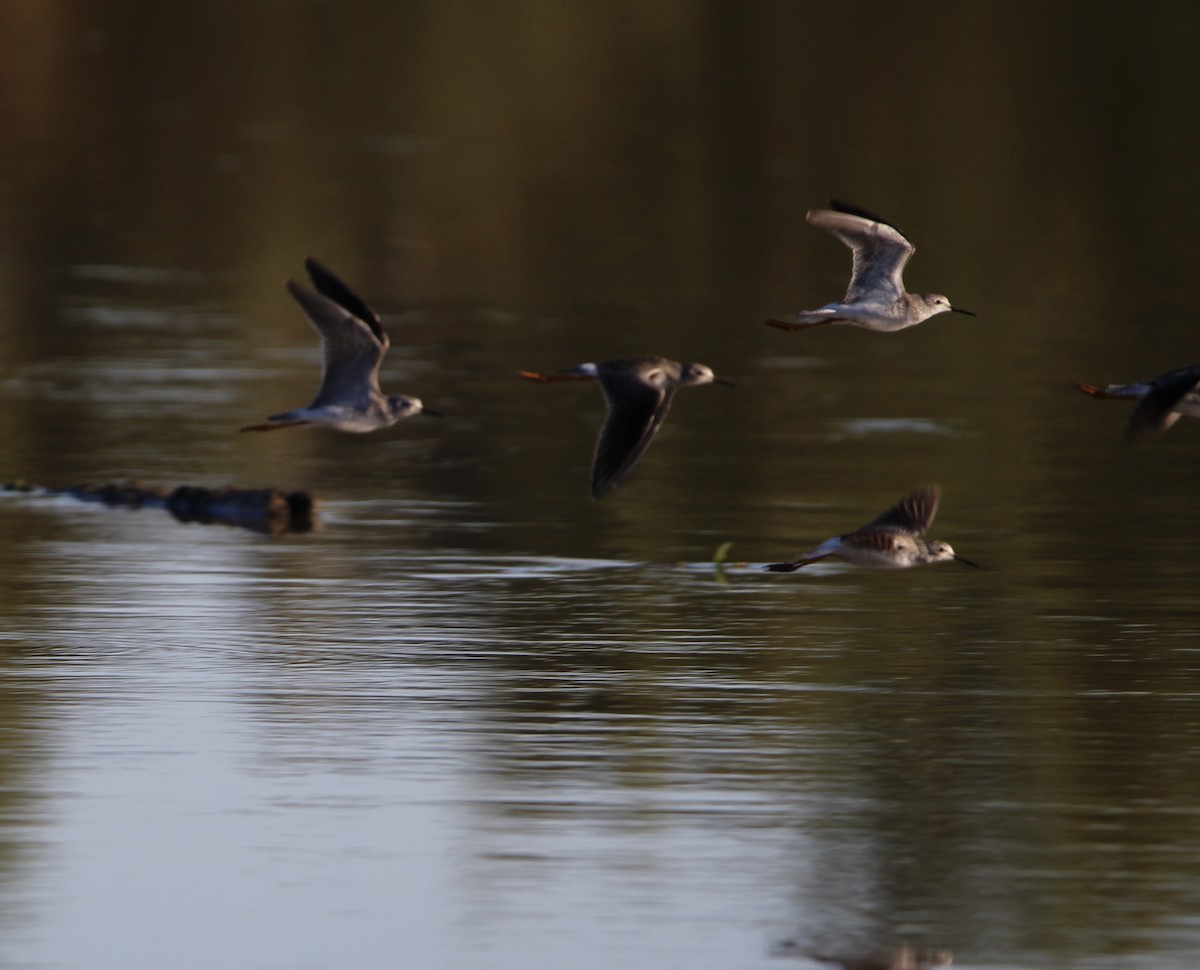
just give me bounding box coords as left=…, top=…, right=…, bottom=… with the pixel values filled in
left=2, top=3, right=1200, bottom=968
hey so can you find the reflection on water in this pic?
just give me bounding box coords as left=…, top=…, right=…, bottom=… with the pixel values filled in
left=4, top=493, right=1200, bottom=968
left=3, top=2, right=1200, bottom=969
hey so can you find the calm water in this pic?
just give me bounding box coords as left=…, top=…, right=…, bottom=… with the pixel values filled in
left=2, top=3, right=1200, bottom=968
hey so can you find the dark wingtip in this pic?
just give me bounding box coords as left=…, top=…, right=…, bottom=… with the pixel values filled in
left=303, top=255, right=330, bottom=278
left=300, top=257, right=383, bottom=334
left=828, top=199, right=900, bottom=232
left=764, top=562, right=801, bottom=573
left=302, top=257, right=344, bottom=299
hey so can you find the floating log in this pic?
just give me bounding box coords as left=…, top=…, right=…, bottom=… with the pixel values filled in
left=2, top=480, right=317, bottom=535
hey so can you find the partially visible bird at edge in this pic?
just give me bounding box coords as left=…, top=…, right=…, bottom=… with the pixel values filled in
left=1074, top=363, right=1200, bottom=442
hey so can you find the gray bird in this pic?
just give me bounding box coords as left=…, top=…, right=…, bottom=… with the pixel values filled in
left=768, top=200, right=975, bottom=332
left=520, top=356, right=732, bottom=499
left=765, top=485, right=977, bottom=571
left=241, top=258, right=439, bottom=433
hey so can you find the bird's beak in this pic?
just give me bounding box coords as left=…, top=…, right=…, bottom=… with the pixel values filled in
left=419, top=408, right=444, bottom=418
left=712, top=378, right=736, bottom=388
left=950, top=306, right=977, bottom=316
left=953, top=554, right=981, bottom=568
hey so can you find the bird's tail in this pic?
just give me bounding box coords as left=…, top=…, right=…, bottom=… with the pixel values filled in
left=239, top=420, right=311, bottom=432
left=519, top=370, right=593, bottom=382
left=765, top=313, right=836, bottom=332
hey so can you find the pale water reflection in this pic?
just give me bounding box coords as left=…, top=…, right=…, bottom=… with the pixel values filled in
left=2, top=491, right=1200, bottom=968
left=3, top=2, right=1200, bottom=969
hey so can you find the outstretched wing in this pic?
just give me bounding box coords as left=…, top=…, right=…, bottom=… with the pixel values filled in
left=857, top=484, right=941, bottom=537
left=285, top=280, right=386, bottom=409
left=807, top=202, right=914, bottom=304
left=590, top=362, right=675, bottom=499
left=1126, top=364, right=1200, bottom=442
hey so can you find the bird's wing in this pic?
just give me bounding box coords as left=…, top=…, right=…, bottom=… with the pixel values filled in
left=1126, top=364, right=1200, bottom=442
left=807, top=206, right=914, bottom=304
left=285, top=280, right=386, bottom=409
left=828, top=199, right=905, bottom=232
left=304, top=257, right=387, bottom=345
left=590, top=364, right=674, bottom=498
left=857, top=485, right=941, bottom=537
left=841, top=529, right=910, bottom=554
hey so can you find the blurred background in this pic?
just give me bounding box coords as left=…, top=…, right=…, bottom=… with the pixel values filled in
left=1, top=3, right=1200, bottom=968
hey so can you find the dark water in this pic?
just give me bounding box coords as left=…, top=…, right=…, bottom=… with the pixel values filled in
left=2, top=3, right=1200, bottom=968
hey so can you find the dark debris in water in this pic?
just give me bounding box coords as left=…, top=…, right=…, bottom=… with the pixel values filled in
left=2, top=480, right=317, bottom=536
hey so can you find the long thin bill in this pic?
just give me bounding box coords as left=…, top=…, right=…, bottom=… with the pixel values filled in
left=950, top=306, right=977, bottom=316
left=953, top=554, right=982, bottom=568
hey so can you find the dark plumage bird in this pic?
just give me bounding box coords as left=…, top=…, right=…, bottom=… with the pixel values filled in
left=520, top=357, right=732, bottom=499
left=1074, top=363, right=1200, bottom=442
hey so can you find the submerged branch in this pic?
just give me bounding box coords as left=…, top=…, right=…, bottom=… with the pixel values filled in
left=2, top=480, right=317, bottom=536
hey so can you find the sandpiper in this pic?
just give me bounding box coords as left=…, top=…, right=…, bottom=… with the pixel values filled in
left=767, top=200, right=975, bottom=332
left=520, top=357, right=732, bottom=499
left=1075, top=364, right=1200, bottom=442
left=241, top=258, right=439, bottom=433
left=765, top=484, right=977, bottom=571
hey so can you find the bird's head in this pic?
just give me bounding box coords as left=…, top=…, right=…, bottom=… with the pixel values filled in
left=387, top=395, right=437, bottom=421
left=925, top=539, right=980, bottom=568
left=921, top=294, right=976, bottom=319
left=680, top=363, right=734, bottom=388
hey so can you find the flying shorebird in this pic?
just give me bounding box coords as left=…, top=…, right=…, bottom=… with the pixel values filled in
left=520, top=357, right=732, bottom=499
left=241, top=257, right=439, bottom=433
left=767, top=200, right=975, bottom=333
left=764, top=484, right=978, bottom=571
left=1074, top=364, right=1200, bottom=442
